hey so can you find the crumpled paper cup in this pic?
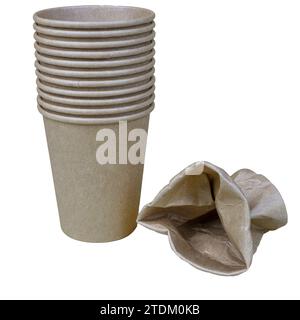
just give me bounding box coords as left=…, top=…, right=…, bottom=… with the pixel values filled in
left=138, top=161, right=287, bottom=276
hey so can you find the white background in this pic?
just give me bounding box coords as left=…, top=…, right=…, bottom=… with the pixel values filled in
left=0, top=0, right=299, bottom=299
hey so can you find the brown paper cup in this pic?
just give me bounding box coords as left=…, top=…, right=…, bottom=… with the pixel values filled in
left=34, top=31, right=155, bottom=49
left=40, top=106, right=152, bottom=242
left=37, top=86, right=155, bottom=106
left=34, top=41, right=155, bottom=59
left=38, top=94, right=155, bottom=115
left=34, top=5, right=155, bottom=29
left=35, top=50, right=155, bottom=69
left=35, top=69, right=154, bottom=88
left=35, top=59, right=155, bottom=78
left=33, top=21, right=155, bottom=38
left=34, top=5, right=156, bottom=243
left=37, top=77, right=155, bottom=97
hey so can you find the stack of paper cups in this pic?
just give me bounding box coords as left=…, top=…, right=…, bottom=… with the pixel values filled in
left=33, top=5, right=155, bottom=242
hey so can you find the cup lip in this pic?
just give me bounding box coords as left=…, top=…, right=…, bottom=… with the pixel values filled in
left=37, top=94, right=155, bottom=115
left=35, top=59, right=155, bottom=78
left=33, top=21, right=155, bottom=38
left=34, top=5, right=155, bottom=29
left=38, top=103, right=154, bottom=125
left=37, top=85, right=155, bottom=106
left=37, top=77, right=155, bottom=97
left=35, top=50, right=155, bottom=68
left=36, top=68, right=155, bottom=88
left=34, top=41, right=155, bottom=59
left=34, top=31, right=155, bottom=49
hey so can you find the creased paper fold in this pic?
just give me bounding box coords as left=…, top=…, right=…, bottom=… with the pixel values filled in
left=138, top=161, right=287, bottom=275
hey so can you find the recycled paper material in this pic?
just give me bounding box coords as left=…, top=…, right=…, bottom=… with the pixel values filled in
left=44, top=115, right=149, bottom=242
left=34, top=5, right=156, bottom=243
left=138, top=161, right=287, bottom=275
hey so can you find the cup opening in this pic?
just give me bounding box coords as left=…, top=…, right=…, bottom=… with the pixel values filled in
left=34, top=5, right=155, bottom=28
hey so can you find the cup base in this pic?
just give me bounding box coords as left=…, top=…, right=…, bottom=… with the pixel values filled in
left=60, top=221, right=137, bottom=243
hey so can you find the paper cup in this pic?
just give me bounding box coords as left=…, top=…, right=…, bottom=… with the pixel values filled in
left=35, top=59, right=155, bottom=78
left=38, top=94, right=155, bottom=115
left=37, top=77, right=155, bottom=97
left=34, top=5, right=155, bottom=29
left=36, top=68, right=154, bottom=88
left=33, top=21, right=155, bottom=38
left=37, top=86, right=155, bottom=106
left=40, top=106, right=152, bottom=242
left=34, top=5, right=156, bottom=243
left=35, top=50, right=155, bottom=68
left=34, top=31, right=155, bottom=49
left=34, top=41, right=155, bottom=59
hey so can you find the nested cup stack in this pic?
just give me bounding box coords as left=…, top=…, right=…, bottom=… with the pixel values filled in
left=33, top=5, right=156, bottom=242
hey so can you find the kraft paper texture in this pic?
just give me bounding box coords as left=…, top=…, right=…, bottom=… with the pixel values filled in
left=138, top=161, right=287, bottom=275
left=44, top=115, right=149, bottom=243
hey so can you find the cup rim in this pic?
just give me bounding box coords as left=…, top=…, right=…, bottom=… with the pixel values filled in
left=36, top=68, right=154, bottom=88
left=35, top=59, right=155, bottom=78
left=37, top=85, right=155, bottom=106
left=34, top=41, right=155, bottom=59
left=37, top=77, right=155, bottom=97
left=35, top=50, right=155, bottom=68
left=33, top=21, right=155, bottom=38
left=34, top=31, right=155, bottom=49
left=37, top=94, right=155, bottom=115
left=34, top=5, right=155, bottom=29
left=38, top=103, right=154, bottom=124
